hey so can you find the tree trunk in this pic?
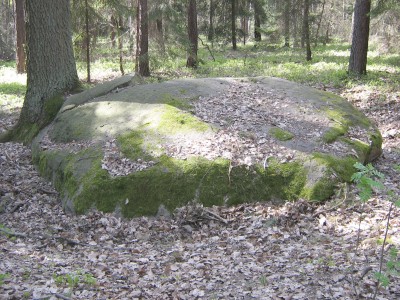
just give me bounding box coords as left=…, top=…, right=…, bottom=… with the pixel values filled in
left=156, top=18, right=165, bottom=54
left=15, top=0, right=26, bottom=73
left=314, top=0, right=326, bottom=47
left=110, top=15, right=117, bottom=48
left=85, top=0, right=91, bottom=83
left=231, top=0, right=237, bottom=50
left=253, top=0, right=261, bottom=42
left=348, top=0, right=371, bottom=76
left=284, top=0, right=290, bottom=47
left=128, top=0, right=134, bottom=53
left=241, top=0, right=249, bottom=45
left=3, top=0, right=80, bottom=143
left=186, top=0, right=198, bottom=68
left=118, top=15, right=125, bottom=75
left=135, top=0, right=150, bottom=76
left=208, top=0, right=214, bottom=41
left=303, top=0, right=312, bottom=61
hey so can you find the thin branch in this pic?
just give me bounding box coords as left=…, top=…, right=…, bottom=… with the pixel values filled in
left=198, top=36, right=215, bottom=62
left=373, top=202, right=394, bottom=300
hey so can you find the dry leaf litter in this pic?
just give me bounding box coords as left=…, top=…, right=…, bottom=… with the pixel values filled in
left=0, top=81, right=399, bottom=299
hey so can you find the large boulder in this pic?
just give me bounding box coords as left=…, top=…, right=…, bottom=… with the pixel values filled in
left=32, top=76, right=382, bottom=217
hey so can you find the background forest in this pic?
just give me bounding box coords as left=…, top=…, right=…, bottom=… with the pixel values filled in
left=1, top=0, right=400, bottom=82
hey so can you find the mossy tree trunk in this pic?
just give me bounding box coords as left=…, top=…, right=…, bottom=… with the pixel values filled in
left=1, top=0, right=80, bottom=144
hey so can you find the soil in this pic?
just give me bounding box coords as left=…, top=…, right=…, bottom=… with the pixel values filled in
left=0, top=79, right=399, bottom=299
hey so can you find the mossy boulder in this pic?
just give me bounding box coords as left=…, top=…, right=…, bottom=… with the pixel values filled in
left=31, top=75, right=382, bottom=217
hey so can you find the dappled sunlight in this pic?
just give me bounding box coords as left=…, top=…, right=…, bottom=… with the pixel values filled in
left=318, top=49, right=349, bottom=57
left=0, top=66, right=26, bottom=85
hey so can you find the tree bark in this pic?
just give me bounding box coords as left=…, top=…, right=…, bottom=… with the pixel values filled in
left=135, top=0, right=150, bottom=77
left=314, top=0, right=326, bottom=47
left=254, top=0, right=262, bottom=42
left=4, top=0, right=80, bottom=143
left=85, top=0, right=91, bottom=82
left=15, top=0, right=26, bottom=73
left=231, top=0, right=237, bottom=50
left=348, top=0, right=371, bottom=76
left=156, top=18, right=165, bottom=54
left=186, top=0, right=198, bottom=68
left=208, top=0, right=214, bottom=41
left=110, top=15, right=117, bottom=48
left=118, top=15, right=124, bottom=75
left=303, top=0, right=312, bottom=61
left=284, top=0, right=290, bottom=47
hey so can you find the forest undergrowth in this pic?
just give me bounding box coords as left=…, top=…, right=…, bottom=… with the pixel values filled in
left=0, top=43, right=399, bottom=299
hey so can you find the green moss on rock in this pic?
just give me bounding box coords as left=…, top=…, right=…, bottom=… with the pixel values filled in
left=158, top=105, right=210, bottom=134
left=322, top=126, right=347, bottom=143
left=67, top=154, right=337, bottom=217
left=269, top=127, right=294, bottom=141
left=43, top=95, right=64, bottom=125
left=160, top=94, right=194, bottom=111
left=312, top=152, right=357, bottom=182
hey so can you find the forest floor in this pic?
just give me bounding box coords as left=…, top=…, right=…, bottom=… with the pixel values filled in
left=1, top=72, right=400, bottom=299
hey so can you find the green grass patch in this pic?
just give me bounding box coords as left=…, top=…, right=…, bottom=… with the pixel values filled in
left=0, top=82, right=26, bottom=95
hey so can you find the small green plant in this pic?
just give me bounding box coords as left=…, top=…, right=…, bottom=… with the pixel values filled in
left=82, top=272, right=97, bottom=285
left=22, top=291, right=31, bottom=299
left=0, top=273, right=9, bottom=285
left=53, top=270, right=96, bottom=289
left=351, top=162, right=400, bottom=299
left=259, top=274, right=267, bottom=286
left=351, top=162, right=384, bottom=202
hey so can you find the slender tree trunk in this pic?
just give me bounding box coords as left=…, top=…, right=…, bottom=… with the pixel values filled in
left=208, top=0, right=214, bottom=41
left=136, top=0, right=150, bottom=76
left=128, top=0, right=134, bottom=53
left=156, top=18, right=165, bottom=54
left=303, top=0, right=312, bottom=60
left=231, top=0, right=237, bottom=50
left=253, top=0, right=261, bottom=42
left=348, top=0, right=371, bottom=76
left=3, top=0, right=80, bottom=143
left=292, top=1, right=298, bottom=47
left=85, top=0, right=91, bottom=83
left=110, top=15, right=117, bottom=48
left=284, top=0, right=290, bottom=47
left=314, top=0, right=326, bottom=47
left=186, top=0, right=198, bottom=68
left=15, top=0, right=26, bottom=73
left=118, top=15, right=124, bottom=75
